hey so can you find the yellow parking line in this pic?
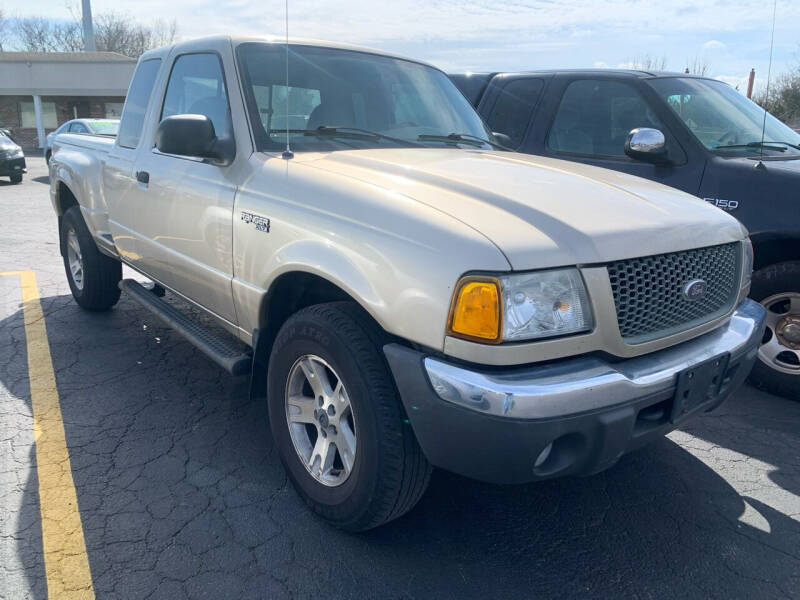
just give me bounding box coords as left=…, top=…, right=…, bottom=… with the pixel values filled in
left=1, top=271, right=95, bottom=599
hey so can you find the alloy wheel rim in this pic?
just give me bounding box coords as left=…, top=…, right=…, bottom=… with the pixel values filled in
left=66, top=228, right=84, bottom=291
left=285, top=355, right=357, bottom=487
left=758, top=292, right=800, bottom=375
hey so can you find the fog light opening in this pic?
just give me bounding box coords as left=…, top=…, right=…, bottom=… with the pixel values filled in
left=534, top=442, right=553, bottom=468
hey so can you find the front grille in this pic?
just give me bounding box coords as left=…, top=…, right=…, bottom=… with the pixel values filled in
left=607, top=242, right=741, bottom=344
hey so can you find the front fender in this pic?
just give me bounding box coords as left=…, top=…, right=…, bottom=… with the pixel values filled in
left=233, top=235, right=444, bottom=349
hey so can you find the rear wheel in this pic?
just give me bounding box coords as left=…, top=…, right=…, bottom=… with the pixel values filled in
left=61, top=205, right=122, bottom=311
left=10, top=174, right=22, bottom=184
left=267, top=302, right=431, bottom=531
left=748, top=261, right=800, bottom=400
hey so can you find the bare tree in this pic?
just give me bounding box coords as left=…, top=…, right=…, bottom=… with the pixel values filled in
left=626, top=54, right=668, bottom=71
left=8, top=11, right=177, bottom=57
left=93, top=12, right=177, bottom=57
left=0, top=9, right=9, bottom=51
left=685, top=56, right=710, bottom=76
left=754, top=65, right=800, bottom=129
left=13, top=17, right=82, bottom=52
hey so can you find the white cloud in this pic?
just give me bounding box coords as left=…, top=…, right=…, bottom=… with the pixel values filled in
left=7, top=0, right=800, bottom=76
left=702, top=39, right=726, bottom=50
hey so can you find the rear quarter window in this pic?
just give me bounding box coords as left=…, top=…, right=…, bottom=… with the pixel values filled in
left=118, top=59, right=162, bottom=149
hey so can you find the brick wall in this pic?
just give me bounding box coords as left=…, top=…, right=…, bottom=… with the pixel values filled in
left=0, top=95, right=125, bottom=150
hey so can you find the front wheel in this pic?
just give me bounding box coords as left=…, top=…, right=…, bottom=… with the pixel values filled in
left=748, top=261, right=800, bottom=399
left=267, top=302, right=431, bottom=531
left=61, top=205, right=122, bottom=311
left=10, top=174, right=22, bottom=184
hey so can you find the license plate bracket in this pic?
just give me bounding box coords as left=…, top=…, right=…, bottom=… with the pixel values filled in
left=671, top=353, right=730, bottom=423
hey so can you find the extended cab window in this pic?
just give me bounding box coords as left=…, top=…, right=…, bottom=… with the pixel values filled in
left=484, top=78, right=543, bottom=149
left=161, top=53, right=232, bottom=140
left=118, top=58, right=161, bottom=149
left=548, top=79, right=664, bottom=157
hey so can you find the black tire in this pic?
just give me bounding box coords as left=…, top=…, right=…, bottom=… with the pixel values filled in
left=267, top=302, right=431, bottom=531
left=748, top=261, right=800, bottom=400
left=10, top=174, right=22, bottom=184
left=45, top=150, right=51, bottom=165
left=61, top=205, right=122, bottom=311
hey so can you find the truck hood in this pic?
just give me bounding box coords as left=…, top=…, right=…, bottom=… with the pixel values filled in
left=301, top=148, right=747, bottom=269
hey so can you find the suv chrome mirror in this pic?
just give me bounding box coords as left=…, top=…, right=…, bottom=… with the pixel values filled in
left=624, top=128, right=667, bottom=163
left=155, top=114, right=235, bottom=165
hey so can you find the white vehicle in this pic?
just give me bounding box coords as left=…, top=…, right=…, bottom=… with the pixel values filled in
left=49, top=36, right=765, bottom=530
left=45, top=118, right=119, bottom=164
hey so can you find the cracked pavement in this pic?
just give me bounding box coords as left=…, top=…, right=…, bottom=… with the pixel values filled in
left=1, top=157, right=799, bottom=599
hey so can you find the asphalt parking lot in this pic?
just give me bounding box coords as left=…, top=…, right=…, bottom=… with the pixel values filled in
left=1, top=156, right=799, bottom=600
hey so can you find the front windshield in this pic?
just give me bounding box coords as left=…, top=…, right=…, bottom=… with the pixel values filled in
left=237, top=43, right=492, bottom=152
left=648, top=77, right=800, bottom=157
left=89, top=120, right=120, bottom=135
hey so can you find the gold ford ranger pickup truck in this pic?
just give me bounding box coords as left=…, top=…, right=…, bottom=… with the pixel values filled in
left=49, top=35, right=765, bottom=530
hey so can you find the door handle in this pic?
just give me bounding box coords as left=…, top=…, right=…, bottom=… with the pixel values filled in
left=136, top=170, right=150, bottom=184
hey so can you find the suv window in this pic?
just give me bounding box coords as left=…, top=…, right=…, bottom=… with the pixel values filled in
left=548, top=79, right=664, bottom=157
left=118, top=58, right=161, bottom=149
left=485, top=78, right=543, bottom=149
left=161, top=53, right=231, bottom=140
left=70, top=123, right=89, bottom=133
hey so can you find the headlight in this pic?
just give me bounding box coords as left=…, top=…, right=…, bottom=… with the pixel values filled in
left=741, top=237, right=754, bottom=290
left=448, top=268, right=593, bottom=343
left=499, top=269, right=593, bottom=341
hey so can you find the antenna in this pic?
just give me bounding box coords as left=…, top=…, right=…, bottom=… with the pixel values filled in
left=281, top=0, right=294, bottom=160
left=759, top=0, right=777, bottom=160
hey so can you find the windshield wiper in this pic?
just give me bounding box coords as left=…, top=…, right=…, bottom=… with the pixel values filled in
left=716, top=141, right=800, bottom=152
left=418, top=132, right=509, bottom=149
left=269, top=126, right=423, bottom=147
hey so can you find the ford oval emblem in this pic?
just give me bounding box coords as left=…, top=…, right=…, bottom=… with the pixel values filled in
left=683, top=279, right=707, bottom=301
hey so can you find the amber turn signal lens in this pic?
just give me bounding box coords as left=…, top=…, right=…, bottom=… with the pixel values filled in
left=449, top=280, right=501, bottom=341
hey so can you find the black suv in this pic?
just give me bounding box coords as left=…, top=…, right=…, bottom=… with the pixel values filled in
left=0, top=129, right=26, bottom=184
left=450, top=70, right=800, bottom=399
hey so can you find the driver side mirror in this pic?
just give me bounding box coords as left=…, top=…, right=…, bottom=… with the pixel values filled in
left=624, top=128, right=668, bottom=164
left=155, top=114, right=234, bottom=165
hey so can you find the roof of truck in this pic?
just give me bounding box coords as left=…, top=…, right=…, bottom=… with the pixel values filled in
left=139, top=35, right=437, bottom=70
left=450, top=69, right=720, bottom=81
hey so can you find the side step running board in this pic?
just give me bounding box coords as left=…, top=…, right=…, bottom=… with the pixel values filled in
left=119, top=279, right=252, bottom=376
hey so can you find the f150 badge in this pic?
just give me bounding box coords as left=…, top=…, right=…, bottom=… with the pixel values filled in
left=241, top=211, right=271, bottom=232
left=704, top=197, right=739, bottom=211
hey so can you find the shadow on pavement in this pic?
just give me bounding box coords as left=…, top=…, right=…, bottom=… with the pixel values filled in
left=2, top=291, right=798, bottom=599
left=31, top=176, right=50, bottom=185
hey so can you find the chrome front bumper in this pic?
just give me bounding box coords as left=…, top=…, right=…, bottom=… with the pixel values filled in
left=424, top=298, right=766, bottom=420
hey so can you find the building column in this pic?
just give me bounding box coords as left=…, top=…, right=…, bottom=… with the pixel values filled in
left=32, top=94, right=46, bottom=149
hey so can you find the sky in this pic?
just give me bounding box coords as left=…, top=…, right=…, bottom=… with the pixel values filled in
left=3, top=0, right=799, bottom=93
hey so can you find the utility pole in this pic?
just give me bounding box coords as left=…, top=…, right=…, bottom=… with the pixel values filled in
left=81, top=0, right=96, bottom=51
left=746, top=68, right=755, bottom=99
